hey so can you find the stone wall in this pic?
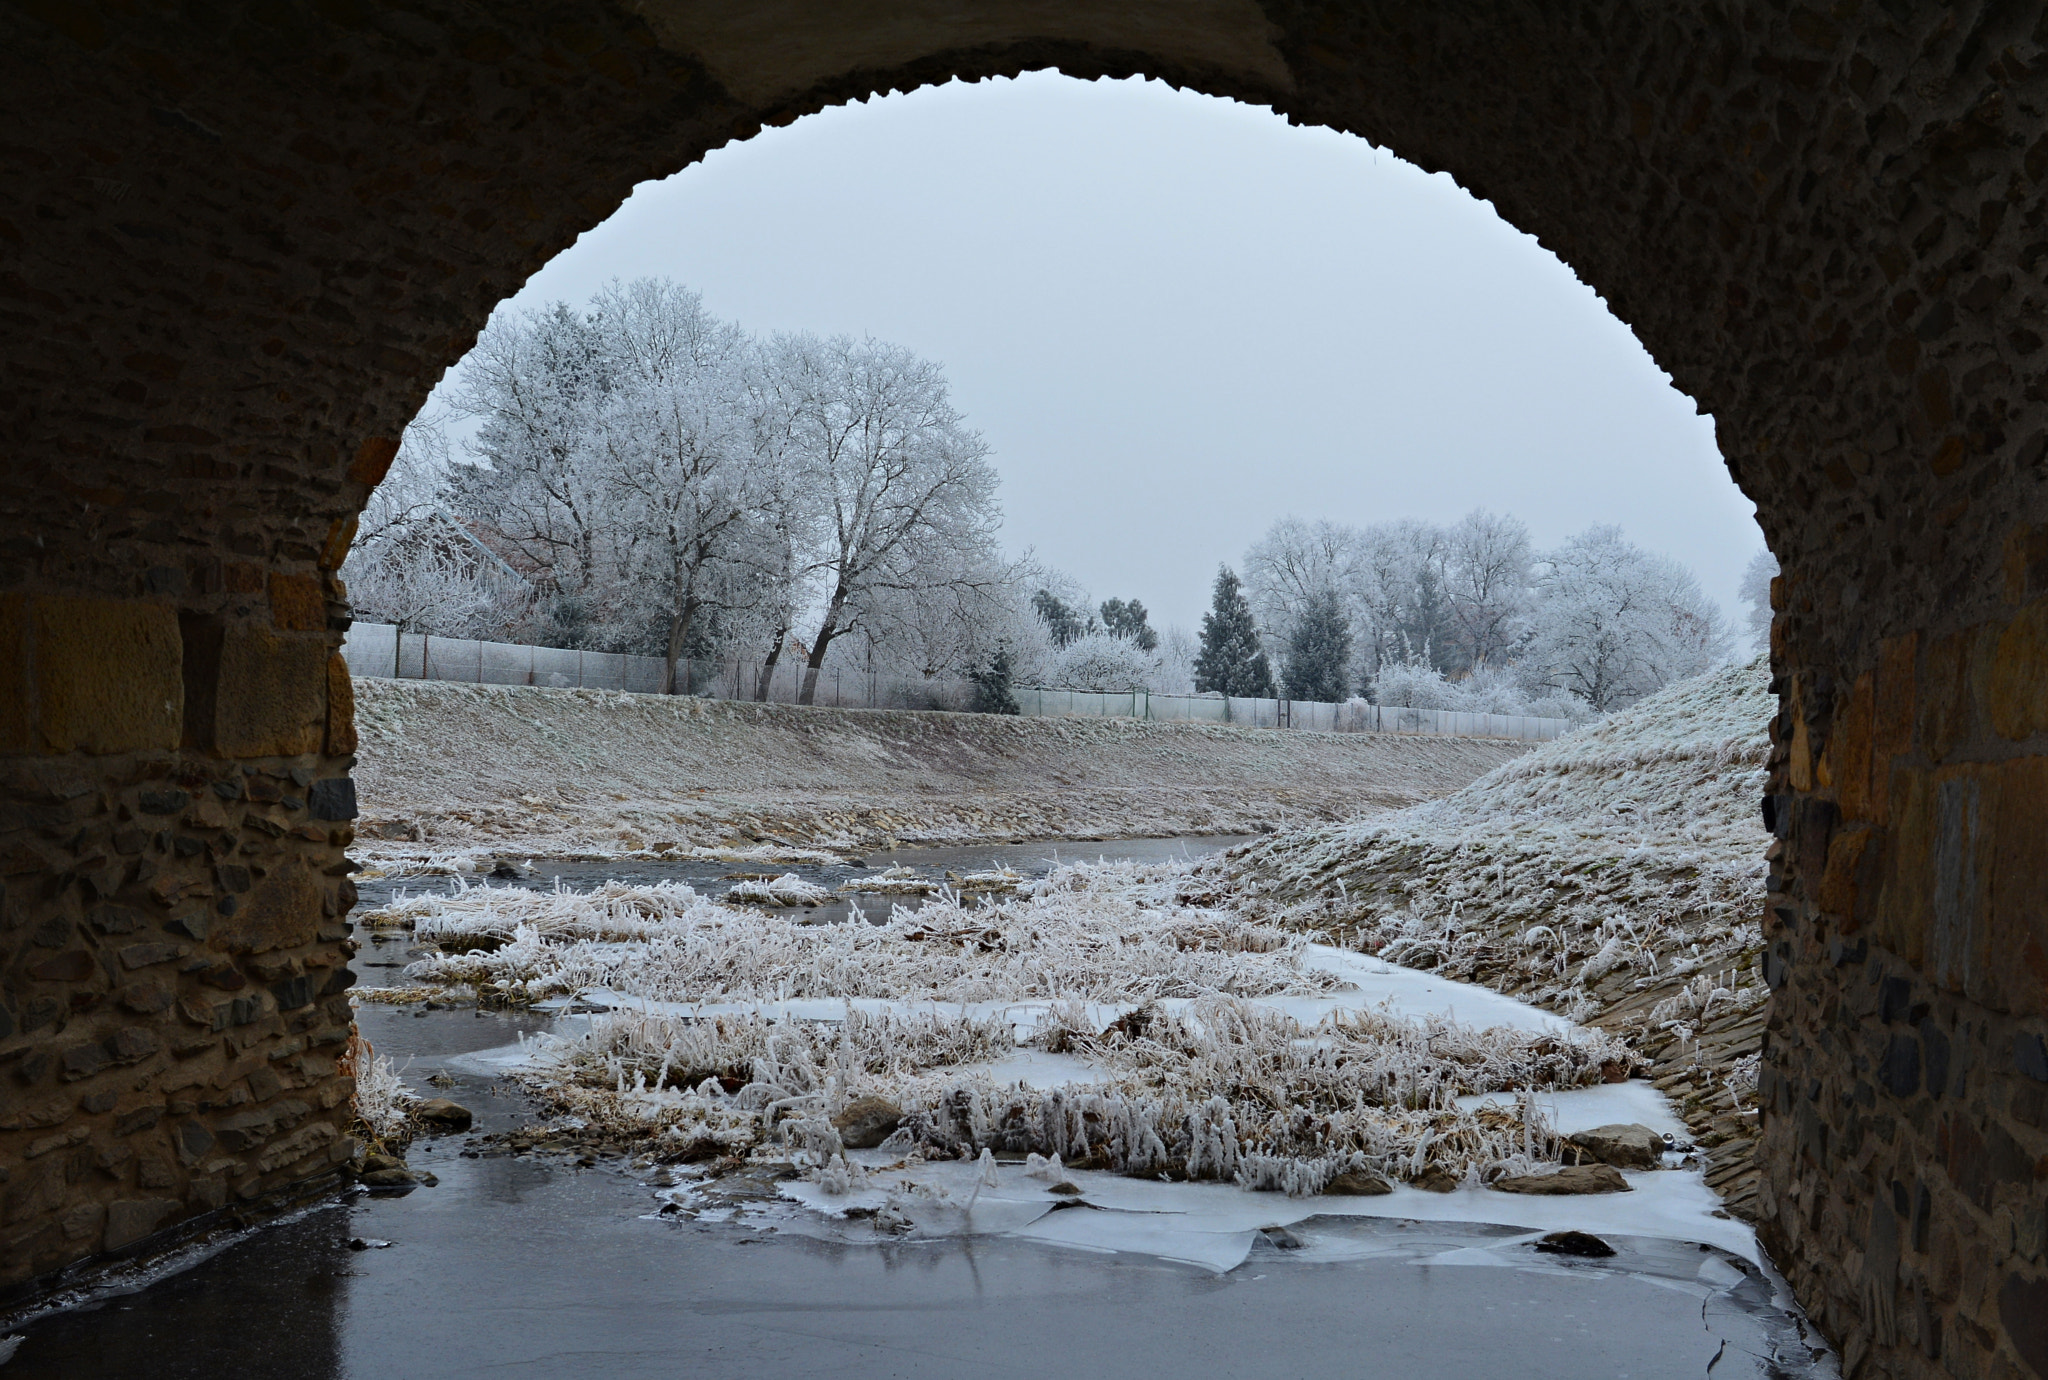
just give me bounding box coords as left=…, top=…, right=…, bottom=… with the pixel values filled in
left=2, top=3, right=2046, bottom=1375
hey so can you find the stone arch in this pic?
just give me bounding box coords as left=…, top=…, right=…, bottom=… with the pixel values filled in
left=4, top=5, right=2047, bottom=1376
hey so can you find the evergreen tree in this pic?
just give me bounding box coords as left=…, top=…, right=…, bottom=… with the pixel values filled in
left=1195, top=565, right=1276, bottom=696
left=1281, top=587, right=1351, bottom=702
left=969, top=646, right=1021, bottom=714
left=1031, top=589, right=1089, bottom=647
left=1099, top=597, right=1159, bottom=651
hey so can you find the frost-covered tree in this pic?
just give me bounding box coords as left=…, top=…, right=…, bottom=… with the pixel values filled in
left=1152, top=624, right=1199, bottom=696
left=1052, top=632, right=1156, bottom=693
left=588, top=280, right=764, bottom=692
left=1281, top=587, right=1351, bottom=702
left=769, top=332, right=1002, bottom=704
left=1442, top=509, right=1534, bottom=670
left=1525, top=525, right=1730, bottom=712
left=451, top=301, right=628, bottom=641
left=1244, top=517, right=1359, bottom=663
left=1738, top=547, right=1777, bottom=655
left=1195, top=565, right=1275, bottom=696
left=344, top=413, right=530, bottom=641
left=1098, top=597, right=1158, bottom=651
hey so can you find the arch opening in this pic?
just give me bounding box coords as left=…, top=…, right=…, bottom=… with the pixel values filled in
left=3, top=7, right=2047, bottom=1379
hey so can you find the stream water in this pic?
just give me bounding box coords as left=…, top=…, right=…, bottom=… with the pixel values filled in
left=2, top=836, right=1839, bottom=1379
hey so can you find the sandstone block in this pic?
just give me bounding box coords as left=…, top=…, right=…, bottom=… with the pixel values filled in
left=1991, top=598, right=2048, bottom=741
left=211, top=628, right=329, bottom=758
left=1565, top=1123, right=1666, bottom=1170
left=1490, top=1164, right=1631, bottom=1195
left=267, top=572, right=325, bottom=632
left=325, top=652, right=357, bottom=754
left=30, top=595, right=183, bottom=754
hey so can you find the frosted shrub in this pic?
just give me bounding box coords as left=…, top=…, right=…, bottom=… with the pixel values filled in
left=1050, top=632, right=1157, bottom=693
left=346, top=1034, right=416, bottom=1144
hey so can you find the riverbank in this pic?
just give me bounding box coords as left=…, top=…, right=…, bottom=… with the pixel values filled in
left=349, top=678, right=1527, bottom=867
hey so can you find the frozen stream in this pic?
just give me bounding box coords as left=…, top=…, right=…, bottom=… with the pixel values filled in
left=3, top=837, right=1837, bottom=1378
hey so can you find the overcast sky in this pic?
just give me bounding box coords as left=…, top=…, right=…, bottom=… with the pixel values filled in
left=453, top=71, right=1764, bottom=633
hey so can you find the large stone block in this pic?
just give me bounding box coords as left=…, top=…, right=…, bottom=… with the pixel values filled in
left=266, top=573, right=326, bottom=633
left=211, top=628, right=330, bottom=759
left=0, top=592, right=28, bottom=753
left=1986, top=757, right=2048, bottom=1022
left=24, top=596, right=183, bottom=755
left=325, top=652, right=356, bottom=756
left=1991, top=599, right=2048, bottom=743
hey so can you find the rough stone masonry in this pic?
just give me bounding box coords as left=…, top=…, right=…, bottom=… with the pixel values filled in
left=1, top=4, right=2046, bottom=1378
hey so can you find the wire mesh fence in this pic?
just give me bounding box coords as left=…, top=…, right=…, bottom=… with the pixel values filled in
left=340, top=622, right=1570, bottom=741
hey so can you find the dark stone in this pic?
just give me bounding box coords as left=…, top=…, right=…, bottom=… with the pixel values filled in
left=322, top=966, right=356, bottom=996
left=29, top=918, right=72, bottom=948
left=30, top=951, right=95, bottom=983
left=210, top=779, right=243, bottom=801
left=1491, top=1165, right=1631, bottom=1195
left=1880, top=977, right=1912, bottom=1023
left=109, top=1028, right=161, bottom=1063
left=136, top=789, right=189, bottom=815
left=2018, top=1033, right=2048, bottom=1085
left=195, top=962, right=247, bottom=991
left=166, top=912, right=210, bottom=941
left=1999, top=1273, right=2048, bottom=1380
left=309, top=778, right=357, bottom=821
left=115, top=1106, right=163, bottom=1136
left=831, top=1096, right=903, bottom=1149
left=89, top=905, right=144, bottom=935
left=119, top=941, right=185, bottom=970
left=358, top=1168, right=418, bottom=1189
left=61, top=1042, right=112, bottom=1081
left=1565, top=1124, right=1666, bottom=1170
left=1920, top=1020, right=1950, bottom=1099
left=1880, top=1035, right=1921, bottom=1098
left=1410, top=1165, right=1460, bottom=1193
left=269, top=975, right=313, bottom=1011
left=1535, top=1231, right=1616, bottom=1258
left=1323, top=1171, right=1393, bottom=1195
left=415, top=1098, right=474, bottom=1131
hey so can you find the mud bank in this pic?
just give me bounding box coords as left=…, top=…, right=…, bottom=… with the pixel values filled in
left=350, top=679, right=1526, bottom=861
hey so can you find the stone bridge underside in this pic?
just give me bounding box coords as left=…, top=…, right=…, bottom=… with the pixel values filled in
left=3, top=3, right=2047, bottom=1375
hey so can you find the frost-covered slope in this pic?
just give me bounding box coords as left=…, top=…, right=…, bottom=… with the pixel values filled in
left=1214, top=657, right=1774, bottom=1216
left=349, top=678, right=1526, bottom=863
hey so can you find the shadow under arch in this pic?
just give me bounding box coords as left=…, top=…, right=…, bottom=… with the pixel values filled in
left=4, top=6, right=2046, bottom=1379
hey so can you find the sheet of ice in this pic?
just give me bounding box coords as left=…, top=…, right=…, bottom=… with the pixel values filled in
left=1297, top=944, right=1571, bottom=1035
left=1454, top=1081, right=1693, bottom=1139
left=806, top=1149, right=1762, bottom=1270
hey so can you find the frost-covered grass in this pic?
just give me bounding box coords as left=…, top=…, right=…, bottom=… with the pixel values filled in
left=1213, top=658, right=1776, bottom=1212
left=343, top=1033, right=417, bottom=1145
left=1217, top=657, right=1772, bottom=1036
left=368, top=862, right=1626, bottom=1189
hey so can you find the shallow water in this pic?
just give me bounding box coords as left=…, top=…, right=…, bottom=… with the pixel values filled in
left=6, top=838, right=1840, bottom=1378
